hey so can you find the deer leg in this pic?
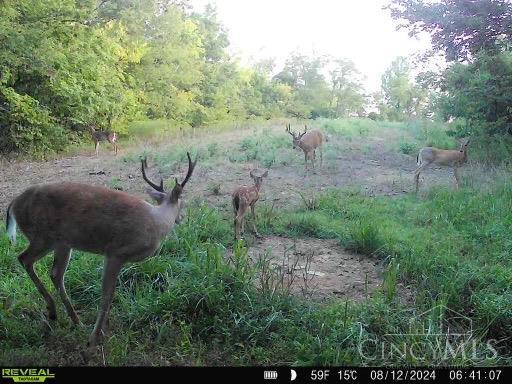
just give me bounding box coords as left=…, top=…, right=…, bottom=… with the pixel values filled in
left=414, top=163, right=428, bottom=193
left=304, top=152, right=308, bottom=176
left=18, top=242, right=55, bottom=321
left=234, top=206, right=246, bottom=240
left=453, top=167, right=460, bottom=189
left=88, top=257, right=123, bottom=347
left=95, top=141, right=99, bottom=157
left=51, top=246, right=81, bottom=325
left=235, top=214, right=246, bottom=240
left=320, top=146, right=323, bottom=168
left=250, top=203, right=261, bottom=238
left=110, top=140, right=118, bottom=155
left=234, top=214, right=242, bottom=241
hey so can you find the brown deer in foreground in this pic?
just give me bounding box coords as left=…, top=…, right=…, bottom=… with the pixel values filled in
left=414, top=138, right=470, bottom=193
left=232, top=169, right=268, bottom=240
left=5, top=153, right=197, bottom=347
left=286, top=123, right=324, bottom=173
left=89, top=124, right=118, bottom=156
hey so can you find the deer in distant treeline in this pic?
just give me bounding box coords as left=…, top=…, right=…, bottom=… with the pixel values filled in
left=89, top=124, right=118, bottom=156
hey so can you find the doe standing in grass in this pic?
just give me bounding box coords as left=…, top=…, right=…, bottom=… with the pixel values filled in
left=232, top=169, right=268, bottom=240
left=414, top=138, right=470, bottom=192
left=5, top=153, right=197, bottom=348
left=89, top=124, right=119, bottom=156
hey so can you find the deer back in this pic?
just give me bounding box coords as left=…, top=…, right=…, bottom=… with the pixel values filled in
left=90, top=128, right=115, bottom=143
left=232, top=185, right=259, bottom=206
left=419, top=147, right=467, bottom=166
left=300, top=130, right=323, bottom=151
left=10, top=183, right=169, bottom=260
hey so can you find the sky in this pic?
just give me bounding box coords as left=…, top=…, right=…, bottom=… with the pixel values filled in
left=189, top=0, right=433, bottom=93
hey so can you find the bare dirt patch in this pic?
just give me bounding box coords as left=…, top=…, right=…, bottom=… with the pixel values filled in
left=248, top=236, right=382, bottom=301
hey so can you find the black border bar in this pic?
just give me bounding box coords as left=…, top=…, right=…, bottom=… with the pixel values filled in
left=0, top=366, right=509, bottom=383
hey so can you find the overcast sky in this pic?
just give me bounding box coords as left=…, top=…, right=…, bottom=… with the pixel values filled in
left=189, top=0, right=433, bottom=93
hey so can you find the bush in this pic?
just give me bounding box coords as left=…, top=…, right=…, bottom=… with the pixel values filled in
left=399, top=140, right=419, bottom=155
left=0, top=87, right=69, bottom=157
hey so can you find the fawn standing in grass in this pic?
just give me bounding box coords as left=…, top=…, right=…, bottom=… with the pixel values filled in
left=232, top=169, right=268, bottom=240
left=89, top=124, right=118, bottom=156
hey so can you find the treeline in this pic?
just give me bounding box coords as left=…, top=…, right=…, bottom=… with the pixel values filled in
left=383, top=0, right=512, bottom=142
left=1, top=0, right=511, bottom=158
left=0, top=0, right=367, bottom=156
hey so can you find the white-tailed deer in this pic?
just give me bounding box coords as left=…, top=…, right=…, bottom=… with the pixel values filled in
left=286, top=123, right=324, bottom=173
left=90, top=124, right=118, bottom=156
left=232, top=169, right=268, bottom=240
left=5, top=153, right=197, bottom=347
left=414, top=139, right=470, bottom=192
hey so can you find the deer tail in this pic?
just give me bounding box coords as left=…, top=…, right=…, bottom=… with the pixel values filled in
left=232, top=195, right=240, bottom=213
left=6, top=203, right=17, bottom=245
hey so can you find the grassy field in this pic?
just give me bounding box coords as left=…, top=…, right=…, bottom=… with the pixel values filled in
left=0, top=118, right=511, bottom=366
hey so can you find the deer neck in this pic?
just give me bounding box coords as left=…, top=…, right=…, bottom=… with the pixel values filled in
left=150, top=200, right=180, bottom=231
left=254, top=181, right=264, bottom=194
left=297, top=139, right=312, bottom=152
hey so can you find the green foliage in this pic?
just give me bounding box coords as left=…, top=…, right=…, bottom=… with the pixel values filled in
left=440, top=52, right=512, bottom=139
left=399, top=140, right=418, bottom=155
left=274, top=54, right=366, bottom=119
left=387, top=0, right=512, bottom=62
left=387, top=1, right=512, bottom=162
left=1, top=1, right=340, bottom=156
left=317, top=118, right=377, bottom=138
left=379, top=57, right=427, bottom=121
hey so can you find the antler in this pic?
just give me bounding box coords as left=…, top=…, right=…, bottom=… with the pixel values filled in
left=141, top=157, right=164, bottom=192
left=178, top=152, right=197, bottom=188
left=286, top=123, right=294, bottom=137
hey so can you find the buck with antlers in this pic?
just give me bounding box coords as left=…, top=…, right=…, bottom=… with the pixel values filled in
left=286, top=123, right=324, bottom=173
left=5, top=153, right=197, bottom=347
left=414, top=139, right=470, bottom=192
left=232, top=169, right=268, bottom=240
left=89, top=124, right=118, bottom=156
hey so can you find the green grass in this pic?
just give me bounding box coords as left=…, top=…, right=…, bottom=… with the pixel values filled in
left=258, top=184, right=512, bottom=350
left=3, top=181, right=510, bottom=365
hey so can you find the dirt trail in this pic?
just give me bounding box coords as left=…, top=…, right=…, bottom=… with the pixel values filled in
left=0, top=124, right=454, bottom=301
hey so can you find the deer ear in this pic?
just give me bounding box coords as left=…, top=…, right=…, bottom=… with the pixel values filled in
left=262, top=170, right=268, bottom=178
left=146, top=188, right=166, bottom=204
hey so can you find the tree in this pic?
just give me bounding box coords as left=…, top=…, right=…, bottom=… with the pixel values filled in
left=0, top=0, right=143, bottom=155
left=380, top=57, right=426, bottom=120
left=274, top=53, right=331, bottom=118
left=387, top=0, right=512, bottom=139
left=387, top=0, right=512, bottom=62
left=327, top=58, right=366, bottom=117
left=440, top=51, right=512, bottom=136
